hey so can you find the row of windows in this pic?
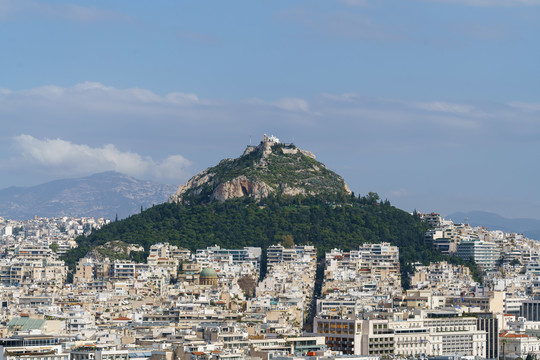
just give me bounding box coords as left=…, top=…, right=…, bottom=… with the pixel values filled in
left=7, top=356, right=68, bottom=360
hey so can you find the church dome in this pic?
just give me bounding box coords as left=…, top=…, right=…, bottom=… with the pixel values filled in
left=200, top=267, right=218, bottom=277
left=199, top=267, right=218, bottom=286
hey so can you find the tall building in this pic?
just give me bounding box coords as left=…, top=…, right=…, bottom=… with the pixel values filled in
left=314, top=312, right=487, bottom=357
left=521, top=299, right=540, bottom=321
left=457, top=240, right=501, bottom=270
left=423, top=312, right=487, bottom=357
left=421, top=213, right=443, bottom=228
left=476, top=313, right=499, bottom=360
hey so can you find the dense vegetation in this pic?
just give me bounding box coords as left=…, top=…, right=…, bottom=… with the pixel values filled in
left=64, top=193, right=481, bottom=288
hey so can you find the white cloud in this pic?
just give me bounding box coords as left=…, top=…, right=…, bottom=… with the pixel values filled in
left=0, top=83, right=535, bottom=143
left=0, top=82, right=539, bottom=190
left=246, top=97, right=310, bottom=113
left=154, top=155, right=194, bottom=181
left=27, top=81, right=198, bottom=105
left=11, top=135, right=191, bottom=183
left=0, top=82, right=539, bottom=219
left=273, top=98, right=310, bottom=112
left=413, top=101, right=475, bottom=115
left=165, top=92, right=200, bottom=105
left=0, top=82, right=202, bottom=118
left=508, top=102, right=540, bottom=112
left=320, top=93, right=358, bottom=102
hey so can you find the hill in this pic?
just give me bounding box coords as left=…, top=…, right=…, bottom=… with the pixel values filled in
left=0, top=172, right=177, bottom=220
left=65, top=135, right=486, bottom=287
left=67, top=194, right=447, bottom=287
left=65, top=138, right=480, bottom=288
left=169, top=135, right=351, bottom=204
left=447, top=210, right=540, bottom=240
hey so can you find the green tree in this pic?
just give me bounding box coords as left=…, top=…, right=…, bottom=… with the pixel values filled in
left=510, top=259, right=521, bottom=266
left=282, top=234, right=294, bottom=248
left=49, top=243, right=59, bottom=253
left=63, top=194, right=477, bottom=289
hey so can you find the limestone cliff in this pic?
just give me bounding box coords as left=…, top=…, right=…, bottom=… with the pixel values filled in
left=169, top=136, right=351, bottom=204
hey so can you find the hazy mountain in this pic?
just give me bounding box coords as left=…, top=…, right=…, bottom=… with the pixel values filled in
left=0, top=172, right=177, bottom=220
left=447, top=210, right=540, bottom=240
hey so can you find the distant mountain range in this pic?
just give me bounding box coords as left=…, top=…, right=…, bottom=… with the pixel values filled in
left=447, top=210, right=540, bottom=240
left=0, top=172, right=177, bottom=220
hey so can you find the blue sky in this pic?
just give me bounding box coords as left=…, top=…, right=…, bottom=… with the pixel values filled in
left=0, top=0, right=539, bottom=219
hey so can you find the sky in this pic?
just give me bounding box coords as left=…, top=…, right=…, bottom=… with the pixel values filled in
left=0, top=0, right=539, bottom=219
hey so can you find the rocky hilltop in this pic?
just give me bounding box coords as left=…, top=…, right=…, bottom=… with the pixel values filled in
left=170, top=135, right=351, bottom=204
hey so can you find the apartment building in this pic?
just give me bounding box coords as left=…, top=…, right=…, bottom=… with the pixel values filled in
left=477, top=313, right=499, bottom=360
left=112, top=260, right=149, bottom=279
left=266, top=245, right=316, bottom=267
left=457, top=240, right=501, bottom=270
left=424, top=312, right=486, bottom=358
left=0, top=335, right=68, bottom=360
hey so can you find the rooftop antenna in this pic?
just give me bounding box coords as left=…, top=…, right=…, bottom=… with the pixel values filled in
left=250, top=135, right=252, bottom=145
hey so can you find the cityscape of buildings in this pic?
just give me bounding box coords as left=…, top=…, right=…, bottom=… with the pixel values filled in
left=1, top=214, right=540, bottom=360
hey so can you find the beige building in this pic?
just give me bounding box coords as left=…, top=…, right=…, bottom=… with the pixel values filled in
left=0, top=259, right=66, bottom=287
left=314, top=312, right=487, bottom=358
left=500, top=332, right=540, bottom=360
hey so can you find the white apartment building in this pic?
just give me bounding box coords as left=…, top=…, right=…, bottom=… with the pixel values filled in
left=421, top=213, right=443, bottom=228
left=0, top=335, right=68, bottom=360
left=70, top=345, right=130, bottom=360
left=313, top=317, right=365, bottom=355
left=424, top=313, right=486, bottom=357
left=112, top=260, right=149, bottom=279
left=392, top=324, right=430, bottom=357
left=457, top=240, right=501, bottom=270
left=266, top=245, right=316, bottom=267
left=314, top=312, right=487, bottom=358
left=500, top=332, right=540, bottom=360
left=0, top=259, right=67, bottom=287
left=195, top=246, right=261, bottom=270
left=14, top=245, right=53, bottom=262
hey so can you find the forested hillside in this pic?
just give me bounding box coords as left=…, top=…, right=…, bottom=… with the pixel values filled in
left=64, top=193, right=479, bottom=287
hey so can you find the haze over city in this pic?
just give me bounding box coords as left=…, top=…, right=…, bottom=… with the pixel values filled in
left=0, top=0, right=539, bottom=219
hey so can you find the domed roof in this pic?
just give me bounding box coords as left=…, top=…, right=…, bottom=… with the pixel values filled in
left=200, top=267, right=218, bottom=277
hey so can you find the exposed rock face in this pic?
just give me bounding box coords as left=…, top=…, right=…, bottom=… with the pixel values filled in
left=170, top=136, right=351, bottom=204
left=211, top=176, right=274, bottom=201
left=173, top=170, right=217, bottom=199
left=280, top=185, right=307, bottom=197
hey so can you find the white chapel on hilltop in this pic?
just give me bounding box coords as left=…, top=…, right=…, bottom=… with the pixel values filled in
left=263, top=134, right=280, bottom=143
